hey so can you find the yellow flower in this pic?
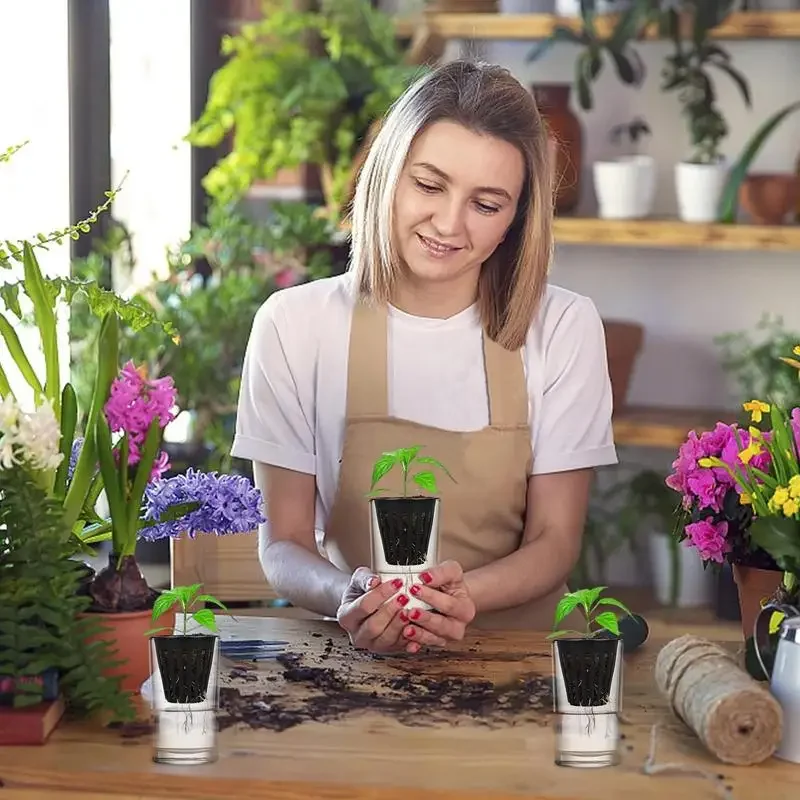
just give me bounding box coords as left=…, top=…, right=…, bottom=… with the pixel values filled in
left=740, top=492, right=752, bottom=505
left=784, top=498, right=800, bottom=517
left=698, top=457, right=714, bottom=468
left=770, top=610, right=786, bottom=635
left=789, top=475, right=800, bottom=499
left=770, top=486, right=790, bottom=512
left=739, top=440, right=762, bottom=465
left=794, top=345, right=800, bottom=357
left=743, top=400, right=770, bottom=423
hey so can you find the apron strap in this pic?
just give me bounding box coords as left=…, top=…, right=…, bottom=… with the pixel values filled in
left=346, top=299, right=389, bottom=417
left=483, top=335, right=529, bottom=428
left=346, top=297, right=529, bottom=427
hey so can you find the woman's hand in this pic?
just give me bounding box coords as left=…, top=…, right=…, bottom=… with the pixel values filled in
left=336, top=567, right=414, bottom=653
left=400, top=560, right=477, bottom=650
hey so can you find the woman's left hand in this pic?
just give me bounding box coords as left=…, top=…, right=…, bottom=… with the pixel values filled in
left=400, top=560, right=476, bottom=652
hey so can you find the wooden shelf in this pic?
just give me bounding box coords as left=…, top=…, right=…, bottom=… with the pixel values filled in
left=613, top=405, right=737, bottom=449
left=553, top=217, right=800, bottom=252
left=395, top=11, right=800, bottom=40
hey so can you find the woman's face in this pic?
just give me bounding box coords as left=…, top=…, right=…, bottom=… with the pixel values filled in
left=392, top=120, right=525, bottom=296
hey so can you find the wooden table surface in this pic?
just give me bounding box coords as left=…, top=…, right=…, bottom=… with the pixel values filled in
left=1, top=614, right=798, bottom=800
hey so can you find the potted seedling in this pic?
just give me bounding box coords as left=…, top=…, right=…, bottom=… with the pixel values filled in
left=548, top=586, right=633, bottom=768
left=145, top=583, right=227, bottom=765
left=367, top=446, right=455, bottom=609
left=593, top=117, right=656, bottom=220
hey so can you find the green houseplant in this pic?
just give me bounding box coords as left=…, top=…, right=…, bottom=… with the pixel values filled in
left=549, top=586, right=633, bottom=768
left=659, top=1, right=752, bottom=222
left=367, top=446, right=454, bottom=610
left=0, top=395, right=134, bottom=723
left=186, top=0, right=422, bottom=225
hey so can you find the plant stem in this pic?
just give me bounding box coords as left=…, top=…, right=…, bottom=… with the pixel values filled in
left=402, top=464, right=408, bottom=497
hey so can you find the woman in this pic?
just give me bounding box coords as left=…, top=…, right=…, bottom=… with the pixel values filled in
left=232, top=59, right=617, bottom=655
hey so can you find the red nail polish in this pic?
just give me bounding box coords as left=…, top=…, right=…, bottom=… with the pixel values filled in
left=399, top=610, right=409, bottom=623
left=420, top=571, right=432, bottom=584
left=397, top=594, right=409, bottom=606
left=405, top=626, right=416, bottom=637
left=392, top=578, right=403, bottom=589
left=409, top=585, right=420, bottom=596
left=410, top=609, right=421, bottom=620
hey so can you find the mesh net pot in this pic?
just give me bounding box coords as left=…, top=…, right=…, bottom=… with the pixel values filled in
left=552, top=636, right=623, bottom=768
left=369, top=496, right=439, bottom=611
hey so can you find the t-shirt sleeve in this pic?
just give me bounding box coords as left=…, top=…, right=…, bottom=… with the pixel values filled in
left=530, top=295, right=618, bottom=475
left=230, top=294, right=317, bottom=474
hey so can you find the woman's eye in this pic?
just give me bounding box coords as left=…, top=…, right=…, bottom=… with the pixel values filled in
left=414, top=179, right=438, bottom=193
left=475, top=201, right=500, bottom=214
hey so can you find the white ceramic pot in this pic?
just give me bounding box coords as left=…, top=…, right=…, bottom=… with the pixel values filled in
left=593, top=155, right=656, bottom=220
left=649, top=532, right=714, bottom=608
left=555, top=0, right=632, bottom=14
left=674, top=159, right=729, bottom=223
left=499, top=0, right=555, bottom=10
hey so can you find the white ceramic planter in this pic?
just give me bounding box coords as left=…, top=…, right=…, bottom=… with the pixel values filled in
left=369, top=496, right=439, bottom=611
left=593, top=155, right=656, bottom=220
left=499, top=0, right=555, bottom=10
left=675, top=159, right=729, bottom=223
left=649, top=533, right=714, bottom=608
left=552, top=637, right=623, bottom=768
left=556, top=0, right=632, bottom=14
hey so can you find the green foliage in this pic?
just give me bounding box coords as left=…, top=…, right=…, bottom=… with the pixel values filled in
left=526, top=0, right=657, bottom=111
left=610, top=116, right=651, bottom=151
left=660, top=0, right=751, bottom=164
left=715, top=314, right=800, bottom=412
left=186, top=0, right=422, bottom=221
left=0, top=462, right=135, bottom=720
left=549, top=586, right=633, bottom=640
left=368, top=446, right=455, bottom=498
left=147, top=583, right=228, bottom=637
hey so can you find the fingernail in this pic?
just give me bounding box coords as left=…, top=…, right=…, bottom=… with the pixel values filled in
left=404, top=626, right=416, bottom=638
left=410, top=585, right=421, bottom=596
left=392, top=578, right=403, bottom=589
left=410, top=609, right=421, bottom=620
left=420, top=572, right=432, bottom=584
left=399, top=610, right=409, bottom=623
left=397, top=594, right=409, bottom=606
left=368, top=576, right=380, bottom=588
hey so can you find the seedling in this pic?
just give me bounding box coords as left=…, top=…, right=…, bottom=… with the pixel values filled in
left=145, top=582, right=228, bottom=637
left=548, top=586, right=633, bottom=640
left=368, top=446, right=455, bottom=497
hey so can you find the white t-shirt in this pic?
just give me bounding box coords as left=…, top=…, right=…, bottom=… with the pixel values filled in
left=231, top=272, right=618, bottom=537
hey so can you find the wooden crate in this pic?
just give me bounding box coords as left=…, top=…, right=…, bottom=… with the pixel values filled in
left=170, top=531, right=279, bottom=604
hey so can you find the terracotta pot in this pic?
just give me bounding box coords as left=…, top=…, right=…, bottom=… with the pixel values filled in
left=530, top=83, right=582, bottom=215
left=81, top=609, right=175, bottom=695
left=602, top=319, right=644, bottom=413
left=732, top=564, right=784, bottom=640
left=739, top=173, right=800, bottom=225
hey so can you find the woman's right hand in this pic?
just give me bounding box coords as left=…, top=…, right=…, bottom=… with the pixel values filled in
left=337, top=567, right=435, bottom=654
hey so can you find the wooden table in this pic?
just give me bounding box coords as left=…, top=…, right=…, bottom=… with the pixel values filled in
left=1, top=615, right=798, bottom=800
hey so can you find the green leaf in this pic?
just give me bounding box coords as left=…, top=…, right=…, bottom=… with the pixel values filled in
left=712, top=61, right=751, bottom=108
left=749, top=516, right=800, bottom=574
left=593, top=611, right=620, bottom=637
left=125, top=416, right=164, bottom=547
left=553, top=593, right=583, bottom=629
left=398, top=446, right=422, bottom=469
left=53, top=383, right=78, bottom=500
left=196, top=594, right=228, bottom=611
left=151, top=592, right=177, bottom=623
left=546, top=629, right=584, bottom=640
left=370, top=452, right=397, bottom=492
left=596, top=597, right=633, bottom=618
left=0, top=312, right=43, bottom=398
left=718, top=100, right=800, bottom=223
left=580, top=586, right=607, bottom=614
left=94, top=414, right=127, bottom=549
left=412, top=470, right=438, bottom=494
left=191, top=609, right=218, bottom=633
left=416, top=456, right=455, bottom=482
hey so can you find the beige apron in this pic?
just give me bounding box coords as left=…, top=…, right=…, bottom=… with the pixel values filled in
left=323, top=299, right=568, bottom=630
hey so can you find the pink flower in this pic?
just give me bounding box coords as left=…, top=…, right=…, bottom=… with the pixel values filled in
left=104, top=361, right=177, bottom=467
left=685, top=518, right=730, bottom=563
left=791, top=408, right=800, bottom=457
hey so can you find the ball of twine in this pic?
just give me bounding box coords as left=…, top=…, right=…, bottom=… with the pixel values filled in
left=654, top=634, right=783, bottom=765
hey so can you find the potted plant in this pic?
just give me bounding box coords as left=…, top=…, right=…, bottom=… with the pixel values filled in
left=659, top=1, right=752, bottom=222
left=367, top=446, right=454, bottom=609
left=145, top=583, right=226, bottom=765
left=548, top=586, right=633, bottom=768
left=0, top=395, right=135, bottom=738
left=593, top=116, right=656, bottom=219
left=186, top=0, right=422, bottom=227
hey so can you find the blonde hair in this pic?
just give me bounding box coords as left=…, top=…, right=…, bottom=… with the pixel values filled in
left=348, top=59, right=554, bottom=351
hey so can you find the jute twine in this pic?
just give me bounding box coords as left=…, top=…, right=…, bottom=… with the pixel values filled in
left=654, top=634, right=783, bottom=765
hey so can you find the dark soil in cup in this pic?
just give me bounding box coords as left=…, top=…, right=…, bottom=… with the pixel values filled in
left=217, top=646, right=553, bottom=733
left=154, top=634, right=217, bottom=704
left=556, top=637, right=619, bottom=707
left=374, top=496, right=435, bottom=566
